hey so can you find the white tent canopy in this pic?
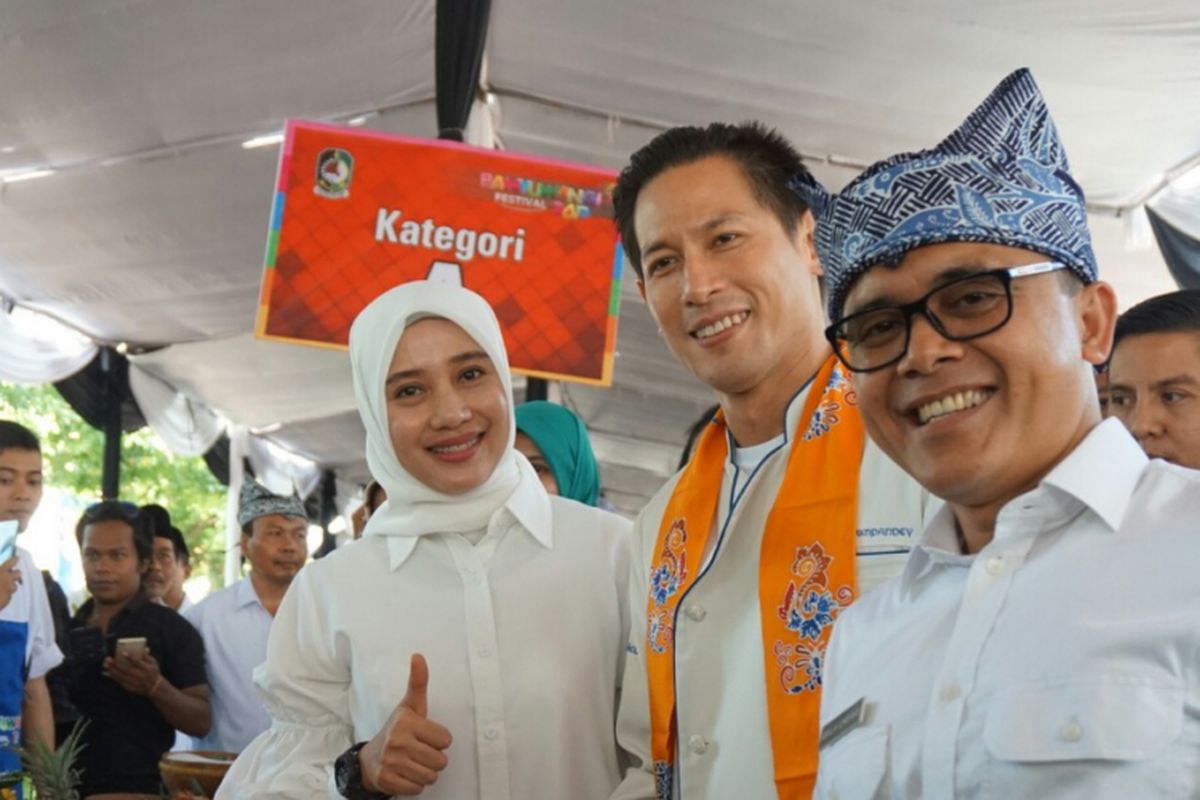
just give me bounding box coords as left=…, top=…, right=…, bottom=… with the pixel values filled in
left=0, top=0, right=1195, bottom=515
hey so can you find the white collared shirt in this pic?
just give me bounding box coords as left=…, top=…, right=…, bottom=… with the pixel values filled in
left=217, top=478, right=631, bottom=800
left=816, top=419, right=1200, bottom=800
left=184, top=577, right=275, bottom=753
left=612, top=381, right=933, bottom=800
left=1, top=547, right=62, bottom=680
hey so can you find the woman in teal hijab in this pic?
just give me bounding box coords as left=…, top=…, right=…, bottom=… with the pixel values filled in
left=513, top=401, right=601, bottom=506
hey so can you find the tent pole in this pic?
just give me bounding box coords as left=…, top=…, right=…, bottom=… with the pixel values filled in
left=524, top=379, right=549, bottom=402
left=314, top=470, right=338, bottom=559
left=100, top=346, right=123, bottom=499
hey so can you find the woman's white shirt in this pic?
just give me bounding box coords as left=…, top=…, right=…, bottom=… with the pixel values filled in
left=217, top=483, right=631, bottom=800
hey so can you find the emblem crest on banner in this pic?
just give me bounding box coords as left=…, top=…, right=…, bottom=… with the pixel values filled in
left=314, top=147, right=354, bottom=199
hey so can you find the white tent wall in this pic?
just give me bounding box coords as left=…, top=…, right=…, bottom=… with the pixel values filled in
left=1, top=0, right=1197, bottom=516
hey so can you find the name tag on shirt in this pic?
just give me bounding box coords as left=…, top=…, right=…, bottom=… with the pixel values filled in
left=856, top=527, right=915, bottom=594
left=820, top=697, right=868, bottom=750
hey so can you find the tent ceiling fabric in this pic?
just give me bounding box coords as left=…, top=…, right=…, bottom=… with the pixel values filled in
left=1, top=0, right=1196, bottom=513
left=486, top=0, right=1200, bottom=206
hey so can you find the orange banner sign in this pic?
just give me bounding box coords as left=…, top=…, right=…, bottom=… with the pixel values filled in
left=256, top=121, right=624, bottom=385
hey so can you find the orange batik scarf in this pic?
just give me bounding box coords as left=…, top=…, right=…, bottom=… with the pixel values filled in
left=645, top=354, right=864, bottom=800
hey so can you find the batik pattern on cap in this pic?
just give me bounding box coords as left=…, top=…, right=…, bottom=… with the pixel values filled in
left=791, top=68, right=1099, bottom=318
left=237, top=473, right=307, bottom=528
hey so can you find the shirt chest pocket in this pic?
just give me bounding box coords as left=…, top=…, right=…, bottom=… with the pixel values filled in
left=815, top=725, right=891, bottom=800
left=983, top=677, right=1185, bottom=800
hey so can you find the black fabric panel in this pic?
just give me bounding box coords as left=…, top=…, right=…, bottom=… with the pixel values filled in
left=525, top=378, right=549, bottom=402
left=52, top=350, right=145, bottom=433
left=313, top=469, right=338, bottom=559
left=435, top=0, right=492, bottom=142
left=202, top=434, right=232, bottom=487
left=1147, top=206, right=1200, bottom=290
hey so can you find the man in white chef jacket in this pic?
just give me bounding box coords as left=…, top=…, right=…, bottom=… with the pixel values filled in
left=608, top=122, right=932, bottom=800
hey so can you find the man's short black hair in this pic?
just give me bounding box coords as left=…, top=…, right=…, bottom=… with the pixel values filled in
left=1114, top=289, right=1200, bottom=347
left=76, top=501, right=152, bottom=562
left=0, top=420, right=40, bottom=456
left=140, top=504, right=189, bottom=564
left=612, top=122, right=812, bottom=279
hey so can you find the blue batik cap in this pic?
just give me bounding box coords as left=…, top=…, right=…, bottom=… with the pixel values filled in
left=237, top=473, right=307, bottom=528
left=791, top=68, right=1099, bottom=319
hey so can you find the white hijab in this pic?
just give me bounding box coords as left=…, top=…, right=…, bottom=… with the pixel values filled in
left=350, top=281, right=529, bottom=538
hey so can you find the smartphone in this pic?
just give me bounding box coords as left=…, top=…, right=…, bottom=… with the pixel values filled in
left=0, top=520, right=17, bottom=563
left=115, top=637, right=147, bottom=659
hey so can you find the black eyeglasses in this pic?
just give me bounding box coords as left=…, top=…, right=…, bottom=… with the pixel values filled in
left=825, top=261, right=1066, bottom=373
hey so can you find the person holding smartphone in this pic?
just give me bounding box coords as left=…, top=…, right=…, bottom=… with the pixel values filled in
left=0, top=421, right=63, bottom=795
left=68, top=501, right=210, bottom=799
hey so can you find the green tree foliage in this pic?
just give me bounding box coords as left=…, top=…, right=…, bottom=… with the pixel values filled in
left=0, top=382, right=228, bottom=587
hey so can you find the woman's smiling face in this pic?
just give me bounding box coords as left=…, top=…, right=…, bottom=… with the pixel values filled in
left=384, top=318, right=510, bottom=495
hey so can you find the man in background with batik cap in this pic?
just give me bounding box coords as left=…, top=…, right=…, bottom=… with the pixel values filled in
left=798, top=68, right=1200, bottom=798
left=184, top=474, right=308, bottom=753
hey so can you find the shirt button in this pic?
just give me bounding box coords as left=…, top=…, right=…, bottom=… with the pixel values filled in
left=484, top=727, right=499, bottom=741
left=939, top=682, right=962, bottom=702
left=1059, top=720, right=1084, bottom=742
left=478, top=646, right=493, bottom=658
left=687, top=734, right=709, bottom=754
left=985, top=556, right=1005, bottom=576
left=685, top=605, right=707, bottom=622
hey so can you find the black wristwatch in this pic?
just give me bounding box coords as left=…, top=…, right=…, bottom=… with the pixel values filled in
left=334, top=742, right=387, bottom=799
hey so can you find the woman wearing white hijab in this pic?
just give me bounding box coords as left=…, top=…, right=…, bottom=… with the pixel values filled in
left=218, top=282, right=631, bottom=799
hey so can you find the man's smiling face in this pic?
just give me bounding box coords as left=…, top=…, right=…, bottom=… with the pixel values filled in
left=634, top=155, right=825, bottom=397
left=842, top=241, right=1114, bottom=507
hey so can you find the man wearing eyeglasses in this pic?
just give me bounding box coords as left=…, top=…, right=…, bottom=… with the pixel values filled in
left=796, top=69, right=1200, bottom=799
left=142, top=505, right=193, bottom=614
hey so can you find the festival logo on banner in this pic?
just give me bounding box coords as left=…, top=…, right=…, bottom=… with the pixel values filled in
left=257, top=120, right=624, bottom=385
left=314, top=148, right=354, bottom=199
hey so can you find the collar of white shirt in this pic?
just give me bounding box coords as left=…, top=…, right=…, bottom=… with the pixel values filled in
left=722, top=366, right=818, bottom=471
left=235, top=576, right=266, bottom=611
left=383, top=471, right=553, bottom=570
left=899, top=418, right=1148, bottom=594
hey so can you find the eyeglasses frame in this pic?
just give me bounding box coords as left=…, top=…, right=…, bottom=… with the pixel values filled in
left=825, top=261, right=1067, bottom=373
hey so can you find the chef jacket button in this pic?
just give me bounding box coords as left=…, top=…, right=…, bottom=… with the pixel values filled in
left=1059, top=720, right=1084, bottom=742
left=686, top=605, right=707, bottom=622
left=687, top=734, right=709, bottom=755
